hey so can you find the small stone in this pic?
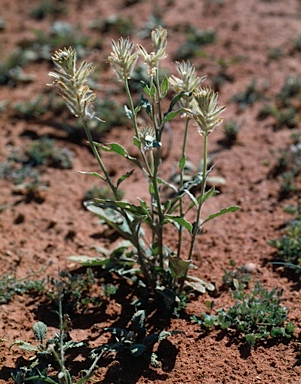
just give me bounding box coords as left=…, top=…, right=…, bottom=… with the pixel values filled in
left=243, top=262, right=257, bottom=273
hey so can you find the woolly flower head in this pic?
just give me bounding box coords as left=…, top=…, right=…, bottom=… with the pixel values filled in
left=108, top=37, right=138, bottom=82
left=190, top=87, right=226, bottom=136
left=48, top=47, right=96, bottom=120
left=169, top=61, right=206, bottom=110
left=137, top=26, right=168, bottom=78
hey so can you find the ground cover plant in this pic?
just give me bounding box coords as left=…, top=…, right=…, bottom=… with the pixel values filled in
left=192, top=281, right=295, bottom=347
left=2, top=0, right=301, bottom=382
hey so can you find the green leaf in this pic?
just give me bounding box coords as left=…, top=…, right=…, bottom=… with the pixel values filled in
left=78, top=171, right=105, bottom=181
left=68, top=255, right=110, bottom=267
left=245, top=334, right=256, bottom=347
left=97, top=142, right=143, bottom=169
left=10, top=340, right=39, bottom=352
left=141, top=81, right=150, bottom=95
left=186, top=275, right=215, bottom=293
left=32, top=321, right=47, bottom=343
left=169, top=256, right=190, bottom=279
left=188, top=187, right=218, bottom=211
left=166, top=91, right=191, bottom=114
left=165, top=214, right=193, bottom=233
left=203, top=205, right=240, bottom=224
left=101, top=142, right=127, bottom=156
left=179, top=155, right=186, bottom=171
left=149, top=83, right=156, bottom=99
left=161, top=109, right=184, bottom=126
left=133, top=136, right=141, bottom=148
left=117, top=169, right=135, bottom=188
left=161, top=75, right=169, bottom=96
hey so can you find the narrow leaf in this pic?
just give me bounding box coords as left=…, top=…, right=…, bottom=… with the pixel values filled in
left=203, top=205, right=240, bottom=224
left=166, top=91, right=191, bottom=114
left=179, top=155, right=186, bottom=171
left=165, top=214, right=193, bottom=233
left=10, top=340, right=39, bottom=352
left=133, top=136, right=141, bottom=148
left=78, top=171, right=105, bottom=181
left=161, top=75, right=169, bottom=96
left=117, top=169, right=135, bottom=188
left=162, top=109, right=184, bottom=125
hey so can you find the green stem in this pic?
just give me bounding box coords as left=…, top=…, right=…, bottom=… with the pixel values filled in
left=82, top=119, right=118, bottom=200
left=188, top=132, right=208, bottom=260
left=152, top=149, right=164, bottom=269
left=124, top=79, right=139, bottom=138
left=177, top=117, right=190, bottom=259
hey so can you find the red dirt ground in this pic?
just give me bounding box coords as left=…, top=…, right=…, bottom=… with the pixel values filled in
left=1, top=0, right=301, bottom=383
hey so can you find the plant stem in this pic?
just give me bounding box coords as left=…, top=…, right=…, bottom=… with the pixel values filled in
left=82, top=119, right=118, bottom=200
left=124, top=79, right=139, bottom=138
left=177, top=117, right=190, bottom=259
left=188, top=132, right=208, bottom=261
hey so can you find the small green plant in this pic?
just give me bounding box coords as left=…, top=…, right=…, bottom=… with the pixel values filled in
left=258, top=77, right=301, bottom=129
left=222, top=119, right=240, bottom=144
left=27, top=138, right=73, bottom=168
left=100, top=15, right=135, bottom=36
left=90, top=309, right=183, bottom=368
left=45, top=269, right=102, bottom=313
left=231, top=80, right=261, bottom=112
left=222, top=260, right=251, bottom=290
left=192, top=281, right=295, bottom=347
left=0, top=138, right=73, bottom=189
left=85, top=184, right=124, bottom=201
left=11, top=297, right=100, bottom=384
left=48, top=27, right=239, bottom=312
left=269, top=221, right=301, bottom=274
left=175, top=26, right=216, bottom=60
left=269, top=136, right=301, bottom=198
left=29, top=1, right=66, bottom=20
left=0, top=274, right=45, bottom=304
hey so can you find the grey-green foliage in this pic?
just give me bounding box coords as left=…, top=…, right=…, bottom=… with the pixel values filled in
left=269, top=136, right=301, bottom=197
left=175, top=26, right=217, bottom=60
left=269, top=221, right=301, bottom=274
left=91, top=310, right=183, bottom=368
left=11, top=304, right=91, bottom=384
left=192, top=281, right=295, bottom=347
left=0, top=138, right=73, bottom=187
left=0, top=274, right=45, bottom=304
left=222, top=260, right=251, bottom=290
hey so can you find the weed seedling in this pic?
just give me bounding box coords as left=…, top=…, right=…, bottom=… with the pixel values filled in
left=192, top=281, right=295, bottom=347
left=222, top=119, right=240, bottom=144
left=269, top=221, right=301, bottom=274
left=222, top=260, right=251, bottom=290
left=175, top=26, right=216, bottom=60
left=91, top=309, right=183, bottom=368
left=11, top=294, right=101, bottom=384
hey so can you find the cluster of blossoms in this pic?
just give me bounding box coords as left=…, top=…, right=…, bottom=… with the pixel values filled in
left=48, top=26, right=225, bottom=138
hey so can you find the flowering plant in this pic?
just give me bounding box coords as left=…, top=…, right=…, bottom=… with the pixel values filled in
left=49, top=27, right=239, bottom=311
